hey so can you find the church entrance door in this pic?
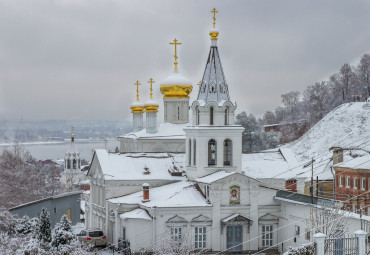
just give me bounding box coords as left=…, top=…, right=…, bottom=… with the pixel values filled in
left=226, top=225, right=243, bottom=251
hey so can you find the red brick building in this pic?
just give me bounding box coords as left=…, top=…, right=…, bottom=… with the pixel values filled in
left=334, top=153, right=370, bottom=215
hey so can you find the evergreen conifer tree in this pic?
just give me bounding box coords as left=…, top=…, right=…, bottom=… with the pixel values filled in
left=52, top=214, right=75, bottom=248
left=38, top=208, right=52, bottom=243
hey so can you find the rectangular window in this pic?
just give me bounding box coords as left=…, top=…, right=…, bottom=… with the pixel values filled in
left=262, top=225, right=273, bottom=247
left=346, top=176, right=350, bottom=188
left=305, top=228, right=310, bottom=240
left=195, top=227, right=206, bottom=249
left=295, top=225, right=300, bottom=236
left=171, top=227, right=182, bottom=243
left=361, top=178, right=366, bottom=190
left=353, top=204, right=357, bottom=213
left=354, top=178, right=358, bottom=190
left=339, top=176, right=343, bottom=187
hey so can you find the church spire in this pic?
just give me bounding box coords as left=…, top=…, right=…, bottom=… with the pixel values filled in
left=197, top=8, right=231, bottom=104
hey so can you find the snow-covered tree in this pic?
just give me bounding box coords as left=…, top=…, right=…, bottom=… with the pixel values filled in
left=153, top=229, right=200, bottom=255
left=356, top=53, right=370, bottom=98
left=52, top=214, right=75, bottom=248
left=15, top=215, right=39, bottom=236
left=286, top=242, right=315, bottom=255
left=0, top=207, right=15, bottom=239
left=38, top=208, right=52, bottom=243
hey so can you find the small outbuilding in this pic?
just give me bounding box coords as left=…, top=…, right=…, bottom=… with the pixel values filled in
left=10, top=191, right=82, bottom=227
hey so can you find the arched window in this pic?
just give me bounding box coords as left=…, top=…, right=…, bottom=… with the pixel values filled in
left=188, top=139, right=192, bottom=166
left=178, top=106, right=180, bottom=120
left=208, top=139, right=216, bottom=166
left=195, top=106, right=200, bottom=125
left=67, top=159, right=71, bottom=169
left=225, top=106, right=229, bottom=125
left=224, top=139, right=232, bottom=166
left=193, top=139, right=196, bottom=166
left=73, top=159, right=77, bottom=169
left=78, top=159, right=80, bottom=169
left=210, top=107, right=214, bottom=125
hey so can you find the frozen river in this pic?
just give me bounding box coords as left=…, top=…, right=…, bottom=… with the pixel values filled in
left=0, top=139, right=120, bottom=161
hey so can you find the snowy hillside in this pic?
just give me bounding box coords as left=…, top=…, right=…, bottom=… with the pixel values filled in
left=281, top=102, right=370, bottom=161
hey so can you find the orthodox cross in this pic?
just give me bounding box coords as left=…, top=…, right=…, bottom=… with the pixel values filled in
left=148, top=78, right=155, bottom=99
left=211, top=8, right=218, bottom=28
left=169, top=38, right=182, bottom=70
left=134, top=80, right=141, bottom=101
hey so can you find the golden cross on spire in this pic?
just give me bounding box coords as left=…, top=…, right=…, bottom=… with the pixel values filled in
left=134, top=80, right=141, bottom=101
left=211, top=8, right=218, bottom=28
left=169, top=38, right=182, bottom=70
left=148, top=78, right=155, bottom=99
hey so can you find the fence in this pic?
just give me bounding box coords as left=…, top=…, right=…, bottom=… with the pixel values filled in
left=314, top=230, right=367, bottom=255
left=325, top=235, right=357, bottom=255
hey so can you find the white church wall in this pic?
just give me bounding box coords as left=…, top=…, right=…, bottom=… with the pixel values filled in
left=122, top=218, right=153, bottom=252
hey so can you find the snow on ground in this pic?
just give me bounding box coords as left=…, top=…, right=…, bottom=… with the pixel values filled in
left=72, top=222, right=85, bottom=235
left=281, top=102, right=370, bottom=161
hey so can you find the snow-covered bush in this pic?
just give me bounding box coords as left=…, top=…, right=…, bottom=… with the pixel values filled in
left=0, top=206, right=16, bottom=237
left=153, top=229, right=201, bottom=255
left=286, top=242, right=315, bottom=255
left=15, top=215, right=39, bottom=236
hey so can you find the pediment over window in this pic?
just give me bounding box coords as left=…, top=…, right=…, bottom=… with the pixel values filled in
left=221, top=213, right=253, bottom=226
left=259, top=213, right=279, bottom=224
left=191, top=215, right=212, bottom=223
left=167, top=215, right=187, bottom=224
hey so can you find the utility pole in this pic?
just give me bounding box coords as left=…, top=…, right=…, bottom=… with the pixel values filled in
left=311, top=157, right=314, bottom=204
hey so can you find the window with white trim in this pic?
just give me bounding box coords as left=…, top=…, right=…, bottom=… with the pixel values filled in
left=195, top=227, right=206, bottom=249
left=171, top=227, right=182, bottom=243
left=262, top=225, right=273, bottom=247
left=339, top=176, right=343, bottom=187
left=354, top=178, right=358, bottom=190
left=305, top=228, right=310, bottom=240
left=361, top=178, right=366, bottom=190
left=353, top=204, right=357, bottom=213
left=346, top=176, right=350, bottom=188
left=295, top=225, right=300, bottom=236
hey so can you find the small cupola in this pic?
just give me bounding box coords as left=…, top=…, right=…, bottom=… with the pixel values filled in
left=142, top=183, right=150, bottom=202
left=130, top=80, right=145, bottom=132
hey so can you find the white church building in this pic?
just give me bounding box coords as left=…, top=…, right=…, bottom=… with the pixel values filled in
left=84, top=10, right=366, bottom=254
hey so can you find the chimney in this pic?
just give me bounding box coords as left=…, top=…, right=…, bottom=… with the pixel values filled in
left=333, top=147, right=344, bottom=165
left=285, top=179, right=297, bottom=192
left=142, top=183, right=150, bottom=202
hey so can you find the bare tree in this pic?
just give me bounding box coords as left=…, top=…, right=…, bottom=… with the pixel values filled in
left=306, top=203, right=349, bottom=251
left=356, top=54, right=370, bottom=98
left=153, top=229, right=201, bottom=255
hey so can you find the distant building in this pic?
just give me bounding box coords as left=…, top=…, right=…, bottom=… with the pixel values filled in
left=10, top=191, right=82, bottom=227
left=334, top=152, right=370, bottom=215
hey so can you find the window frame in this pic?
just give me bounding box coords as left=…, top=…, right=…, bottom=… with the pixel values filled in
left=223, top=139, right=232, bottom=166
left=361, top=178, right=366, bottom=191
left=171, top=227, right=182, bottom=243
left=339, top=175, right=343, bottom=187
left=195, top=226, right=206, bottom=249
left=354, top=177, right=358, bottom=190
left=262, top=225, right=273, bottom=247
left=208, top=139, right=217, bottom=166
left=346, top=176, right=350, bottom=188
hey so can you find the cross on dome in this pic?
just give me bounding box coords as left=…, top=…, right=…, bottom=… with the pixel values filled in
left=148, top=78, right=155, bottom=99
left=211, top=8, right=218, bottom=28
left=134, top=80, right=141, bottom=101
left=169, top=38, right=182, bottom=71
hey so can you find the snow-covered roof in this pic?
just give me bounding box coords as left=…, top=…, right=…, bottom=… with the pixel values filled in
left=120, top=208, right=152, bottom=221
left=196, top=171, right=235, bottom=184
left=109, top=181, right=209, bottom=208
left=119, top=122, right=187, bottom=140
left=335, top=153, right=370, bottom=170
left=93, top=150, right=186, bottom=181
left=160, top=71, right=192, bottom=86
left=281, top=102, right=370, bottom=161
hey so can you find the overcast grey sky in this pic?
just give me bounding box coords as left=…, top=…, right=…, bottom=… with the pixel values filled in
left=1, top=0, right=370, bottom=121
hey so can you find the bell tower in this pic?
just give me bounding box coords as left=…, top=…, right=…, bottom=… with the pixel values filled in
left=184, top=9, right=244, bottom=180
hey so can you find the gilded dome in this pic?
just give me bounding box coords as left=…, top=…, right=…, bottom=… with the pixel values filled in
left=160, top=71, right=193, bottom=99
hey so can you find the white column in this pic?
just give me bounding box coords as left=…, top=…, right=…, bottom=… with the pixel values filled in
left=354, top=230, right=367, bottom=255
left=133, top=113, right=143, bottom=132
left=146, top=112, right=157, bottom=134
left=313, top=233, right=326, bottom=255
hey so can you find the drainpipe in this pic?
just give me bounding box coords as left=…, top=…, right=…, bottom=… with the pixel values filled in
left=152, top=206, right=156, bottom=248
left=330, top=166, right=335, bottom=200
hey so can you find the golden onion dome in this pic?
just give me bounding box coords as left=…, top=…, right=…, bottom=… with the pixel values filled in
left=130, top=100, right=144, bottom=113
left=144, top=99, right=159, bottom=112
left=160, top=71, right=193, bottom=99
